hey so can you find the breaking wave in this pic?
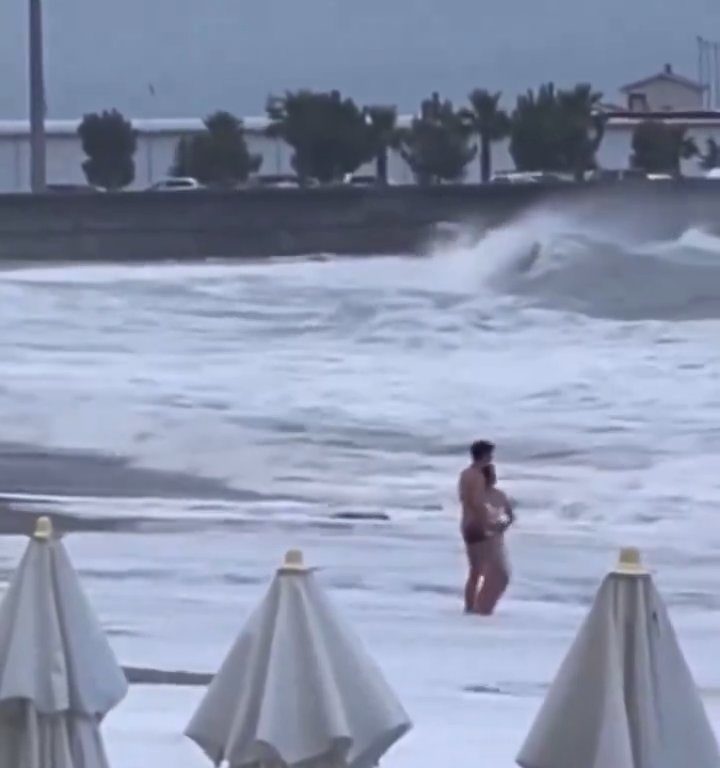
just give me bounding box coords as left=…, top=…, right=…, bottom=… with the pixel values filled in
left=445, top=210, right=720, bottom=321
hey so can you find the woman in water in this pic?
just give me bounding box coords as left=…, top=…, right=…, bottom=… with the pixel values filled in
left=459, top=440, right=495, bottom=613
left=474, top=463, right=514, bottom=615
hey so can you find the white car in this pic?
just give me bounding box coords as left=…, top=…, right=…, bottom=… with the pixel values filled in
left=251, top=174, right=302, bottom=188
left=148, top=177, right=203, bottom=191
left=490, top=171, right=568, bottom=184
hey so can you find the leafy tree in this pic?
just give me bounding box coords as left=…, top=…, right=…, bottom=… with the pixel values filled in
left=460, top=89, right=510, bottom=182
left=365, top=105, right=398, bottom=185
left=630, top=121, right=698, bottom=175
left=510, top=84, right=558, bottom=172
left=266, top=90, right=375, bottom=183
left=699, top=137, right=720, bottom=170
left=396, top=93, right=476, bottom=184
left=77, top=109, right=137, bottom=190
left=558, top=84, right=606, bottom=180
left=509, top=83, right=605, bottom=178
left=171, top=111, right=261, bottom=187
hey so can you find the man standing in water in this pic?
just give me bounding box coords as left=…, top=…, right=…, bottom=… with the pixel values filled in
left=458, top=440, right=497, bottom=613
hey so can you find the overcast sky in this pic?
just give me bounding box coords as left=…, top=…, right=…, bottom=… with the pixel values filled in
left=1, top=0, right=717, bottom=119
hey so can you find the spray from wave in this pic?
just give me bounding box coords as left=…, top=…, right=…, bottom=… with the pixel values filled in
left=436, top=207, right=720, bottom=321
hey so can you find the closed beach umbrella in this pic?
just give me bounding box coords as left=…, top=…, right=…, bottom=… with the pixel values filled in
left=0, top=516, right=128, bottom=768
left=186, top=549, right=412, bottom=768
left=517, top=547, right=720, bottom=768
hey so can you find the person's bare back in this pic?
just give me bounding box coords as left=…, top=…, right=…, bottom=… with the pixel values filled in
left=459, top=465, right=489, bottom=532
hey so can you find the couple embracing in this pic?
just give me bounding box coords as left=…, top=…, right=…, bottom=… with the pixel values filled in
left=458, top=440, right=514, bottom=615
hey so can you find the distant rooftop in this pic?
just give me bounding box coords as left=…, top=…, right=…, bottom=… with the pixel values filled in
left=0, top=117, right=245, bottom=137
left=603, top=109, right=720, bottom=125
left=620, top=63, right=705, bottom=94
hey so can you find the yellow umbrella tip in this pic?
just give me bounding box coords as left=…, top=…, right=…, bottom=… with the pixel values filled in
left=33, top=516, right=54, bottom=540
left=280, top=548, right=308, bottom=572
left=613, top=546, right=647, bottom=575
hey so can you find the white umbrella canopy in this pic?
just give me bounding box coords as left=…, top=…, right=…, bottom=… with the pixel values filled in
left=517, top=547, right=720, bottom=768
left=186, top=549, right=412, bottom=768
left=0, top=516, right=128, bottom=768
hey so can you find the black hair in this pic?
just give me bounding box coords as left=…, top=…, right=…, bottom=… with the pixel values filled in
left=482, top=463, right=497, bottom=486
left=470, top=440, right=495, bottom=462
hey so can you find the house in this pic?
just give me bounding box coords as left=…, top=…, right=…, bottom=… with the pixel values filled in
left=620, top=63, right=705, bottom=112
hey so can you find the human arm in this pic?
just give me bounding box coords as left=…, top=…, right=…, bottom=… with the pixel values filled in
left=501, top=492, right=515, bottom=529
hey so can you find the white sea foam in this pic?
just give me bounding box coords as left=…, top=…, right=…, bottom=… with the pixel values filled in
left=1, top=212, right=720, bottom=765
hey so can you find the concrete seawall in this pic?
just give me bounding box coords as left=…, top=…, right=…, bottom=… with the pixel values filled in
left=0, top=181, right=719, bottom=261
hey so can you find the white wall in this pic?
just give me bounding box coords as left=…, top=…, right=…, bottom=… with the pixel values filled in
left=0, top=137, right=23, bottom=192
left=0, top=118, right=718, bottom=192
left=0, top=126, right=419, bottom=191
left=598, top=121, right=720, bottom=175
left=477, top=121, right=720, bottom=178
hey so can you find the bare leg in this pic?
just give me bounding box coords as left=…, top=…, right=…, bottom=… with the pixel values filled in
left=464, top=541, right=487, bottom=613
left=464, top=566, right=482, bottom=613
left=476, top=567, right=508, bottom=615
left=475, top=538, right=510, bottom=615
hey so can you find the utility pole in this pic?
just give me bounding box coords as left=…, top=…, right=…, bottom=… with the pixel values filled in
left=714, top=41, right=720, bottom=109
left=698, top=36, right=707, bottom=107
left=29, top=0, right=47, bottom=192
left=697, top=36, right=720, bottom=109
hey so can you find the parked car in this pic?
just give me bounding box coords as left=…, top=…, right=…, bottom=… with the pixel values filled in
left=250, top=174, right=303, bottom=188
left=585, top=169, right=654, bottom=182
left=46, top=183, right=101, bottom=193
left=490, top=171, right=570, bottom=184
left=148, top=177, right=203, bottom=191
left=342, top=173, right=375, bottom=186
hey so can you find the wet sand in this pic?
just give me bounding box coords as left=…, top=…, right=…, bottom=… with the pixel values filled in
left=0, top=441, right=252, bottom=502
left=0, top=440, right=277, bottom=536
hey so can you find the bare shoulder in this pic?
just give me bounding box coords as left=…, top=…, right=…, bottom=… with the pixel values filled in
left=458, top=467, right=468, bottom=492
left=459, top=466, right=478, bottom=487
left=459, top=465, right=485, bottom=496
left=458, top=466, right=473, bottom=497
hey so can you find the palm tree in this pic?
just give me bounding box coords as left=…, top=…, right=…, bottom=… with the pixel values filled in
left=557, top=83, right=605, bottom=181
left=397, top=93, right=476, bottom=184
left=509, top=84, right=561, bottom=172
left=460, top=90, right=510, bottom=183
left=365, top=105, right=398, bottom=185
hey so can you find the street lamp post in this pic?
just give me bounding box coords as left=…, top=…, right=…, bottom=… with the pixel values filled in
left=29, top=0, right=47, bottom=192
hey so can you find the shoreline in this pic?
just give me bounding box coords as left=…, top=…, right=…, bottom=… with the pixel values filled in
left=0, top=441, right=251, bottom=502
left=0, top=440, right=267, bottom=537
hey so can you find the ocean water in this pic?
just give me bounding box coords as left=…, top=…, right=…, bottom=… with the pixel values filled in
left=1, top=207, right=720, bottom=766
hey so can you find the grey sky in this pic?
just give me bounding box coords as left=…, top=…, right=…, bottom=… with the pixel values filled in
left=1, top=0, right=717, bottom=119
